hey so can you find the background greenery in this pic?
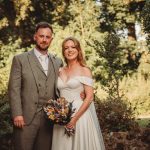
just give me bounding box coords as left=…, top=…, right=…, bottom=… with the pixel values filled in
left=0, top=0, right=150, bottom=149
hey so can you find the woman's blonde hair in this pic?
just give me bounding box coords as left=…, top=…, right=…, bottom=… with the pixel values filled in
left=62, top=37, right=86, bottom=66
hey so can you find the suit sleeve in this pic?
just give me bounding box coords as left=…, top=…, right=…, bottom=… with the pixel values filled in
left=8, top=56, right=23, bottom=118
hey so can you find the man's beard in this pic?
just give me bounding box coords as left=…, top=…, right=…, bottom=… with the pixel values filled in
left=36, top=42, right=49, bottom=51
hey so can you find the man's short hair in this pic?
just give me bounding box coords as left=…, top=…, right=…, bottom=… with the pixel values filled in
left=35, top=22, right=53, bottom=33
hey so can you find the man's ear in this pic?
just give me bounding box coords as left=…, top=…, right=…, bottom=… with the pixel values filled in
left=50, top=37, right=53, bottom=43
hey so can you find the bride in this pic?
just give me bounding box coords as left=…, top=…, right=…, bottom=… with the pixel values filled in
left=52, top=37, right=105, bottom=150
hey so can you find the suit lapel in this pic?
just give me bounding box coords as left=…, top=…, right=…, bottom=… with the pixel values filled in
left=47, top=54, right=58, bottom=78
left=27, top=50, right=42, bottom=90
left=47, top=54, right=60, bottom=97
left=29, top=50, right=46, bottom=76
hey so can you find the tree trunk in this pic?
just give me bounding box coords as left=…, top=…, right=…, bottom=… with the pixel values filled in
left=127, top=23, right=136, bottom=41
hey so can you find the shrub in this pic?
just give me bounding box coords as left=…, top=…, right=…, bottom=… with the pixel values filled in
left=0, top=93, right=12, bottom=137
left=95, top=95, right=138, bottom=132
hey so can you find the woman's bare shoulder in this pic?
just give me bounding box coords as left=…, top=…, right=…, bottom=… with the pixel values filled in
left=80, top=66, right=92, bottom=78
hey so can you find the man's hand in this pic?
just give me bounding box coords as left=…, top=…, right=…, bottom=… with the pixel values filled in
left=13, top=116, right=25, bottom=128
left=80, top=91, right=85, bottom=100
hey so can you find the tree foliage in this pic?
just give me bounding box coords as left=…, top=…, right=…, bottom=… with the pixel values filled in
left=87, top=32, right=138, bottom=134
left=100, top=0, right=145, bottom=35
left=141, top=0, right=150, bottom=46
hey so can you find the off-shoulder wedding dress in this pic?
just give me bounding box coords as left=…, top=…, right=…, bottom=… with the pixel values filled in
left=52, top=76, right=105, bottom=150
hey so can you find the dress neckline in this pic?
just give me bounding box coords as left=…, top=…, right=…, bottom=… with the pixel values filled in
left=58, top=75, right=92, bottom=84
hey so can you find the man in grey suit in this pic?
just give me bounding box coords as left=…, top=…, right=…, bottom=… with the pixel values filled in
left=8, top=22, right=63, bottom=150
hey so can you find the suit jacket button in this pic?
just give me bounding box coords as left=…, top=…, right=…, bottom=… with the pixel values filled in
left=35, top=102, right=38, bottom=105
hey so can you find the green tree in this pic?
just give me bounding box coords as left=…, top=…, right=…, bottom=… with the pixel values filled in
left=91, top=32, right=137, bottom=131
left=141, top=0, right=150, bottom=46
left=91, top=33, right=127, bottom=97
left=0, top=0, right=70, bottom=46
left=99, top=0, right=145, bottom=71
left=100, top=0, right=145, bottom=39
left=0, top=38, right=26, bottom=147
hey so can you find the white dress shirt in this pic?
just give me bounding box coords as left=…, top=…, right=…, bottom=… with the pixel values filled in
left=34, top=48, right=49, bottom=75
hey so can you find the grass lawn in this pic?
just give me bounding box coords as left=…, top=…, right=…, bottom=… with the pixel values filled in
left=136, top=118, right=150, bottom=127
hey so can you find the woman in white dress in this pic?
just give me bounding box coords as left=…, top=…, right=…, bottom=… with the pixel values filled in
left=52, top=37, right=105, bottom=150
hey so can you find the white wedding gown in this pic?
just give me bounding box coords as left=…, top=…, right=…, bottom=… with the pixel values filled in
left=52, top=76, right=105, bottom=150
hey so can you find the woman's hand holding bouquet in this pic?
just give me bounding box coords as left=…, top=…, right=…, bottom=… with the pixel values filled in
left=43, top=97, right=76, bottom=136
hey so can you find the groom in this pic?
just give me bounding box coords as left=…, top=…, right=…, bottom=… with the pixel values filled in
left=8, top=22, right=63, bottom=150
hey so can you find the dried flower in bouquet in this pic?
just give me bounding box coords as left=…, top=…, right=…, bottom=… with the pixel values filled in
left=43, top=97, right=76, bottom=136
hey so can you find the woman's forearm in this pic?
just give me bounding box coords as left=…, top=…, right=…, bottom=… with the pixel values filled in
left=73, top=96, right=93, bottom=121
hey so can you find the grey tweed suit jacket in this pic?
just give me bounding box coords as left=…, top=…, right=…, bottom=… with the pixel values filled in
left=8, top=49, right=62, bottom=125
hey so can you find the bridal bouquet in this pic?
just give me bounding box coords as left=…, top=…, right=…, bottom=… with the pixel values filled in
left=43, top=97, right=76, bottom=136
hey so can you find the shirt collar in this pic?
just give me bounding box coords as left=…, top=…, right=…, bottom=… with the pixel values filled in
left=34, top=48, right=49, bottom=58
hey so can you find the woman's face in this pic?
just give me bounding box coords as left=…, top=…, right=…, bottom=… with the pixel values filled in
left=63, top=40, right=79, bottom=61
